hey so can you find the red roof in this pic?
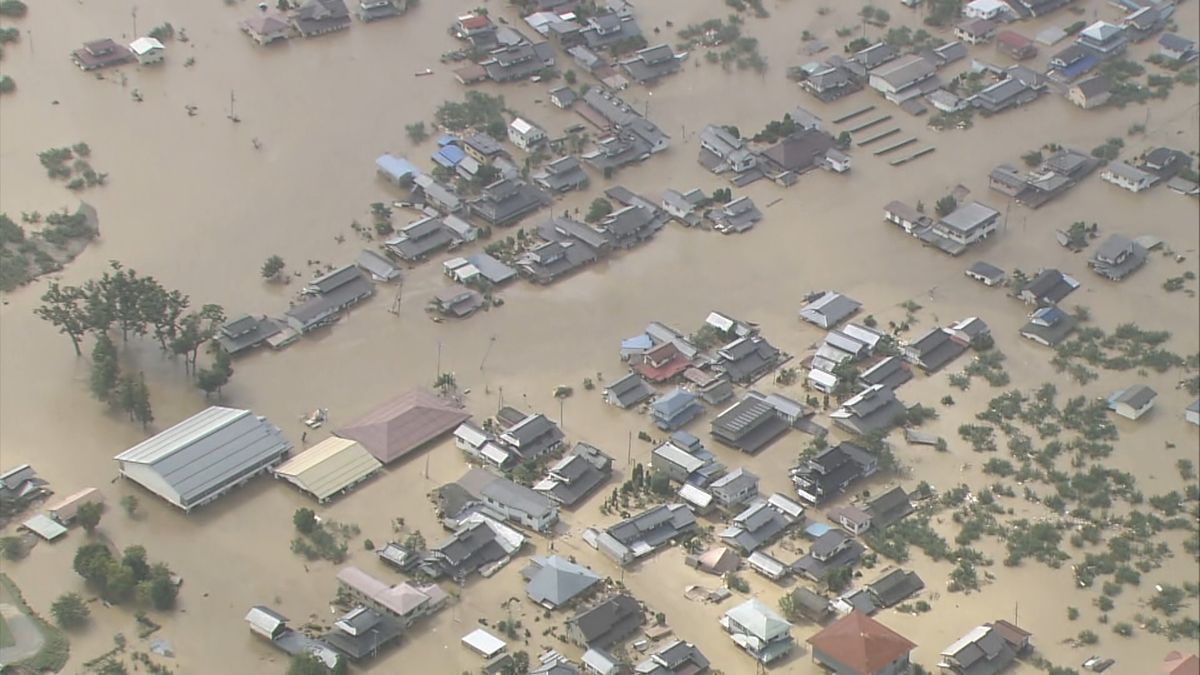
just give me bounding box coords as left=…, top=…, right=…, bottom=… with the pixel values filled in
left=459, top=14, right=490, bottom=30
left=997, top=30, right=1032, bottom=48
left=1164, top=652, right=1200, bottom=675
left=337, top=389, right=470, bottom=464
left=807, top=612, right=916, bottom=675
left=634, top=343, right=690, bottom=383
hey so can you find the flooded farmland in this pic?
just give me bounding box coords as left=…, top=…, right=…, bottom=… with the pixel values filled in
left=0, top=0, right=1198, bottom=673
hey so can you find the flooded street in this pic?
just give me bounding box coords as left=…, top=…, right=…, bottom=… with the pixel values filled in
left=1, top=0, right=1198, bottom=672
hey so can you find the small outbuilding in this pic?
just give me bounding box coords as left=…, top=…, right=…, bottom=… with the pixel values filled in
left=46, top=487, right=104, bottom=525
left=129, top=37, right=166, bottom=65
left=273, top=437, right=382, bottom=502
left=463, top=628, right=507, bottom=658
left=1108, top=384, right=1157, bottom=420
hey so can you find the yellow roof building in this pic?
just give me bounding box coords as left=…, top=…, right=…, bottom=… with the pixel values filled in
left=273, top=437, right=382, bottom=503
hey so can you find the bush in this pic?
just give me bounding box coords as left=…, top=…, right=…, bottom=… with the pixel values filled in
left=293, top=508, right=317, bottom=534
left=0, top=75, right=14, bottom=94
left=0, top=0, right=27, bottom=17
left=1, top=535, right=26, bottom=560
left=727, top=574, right=750, bottom=593
left=50, top=592, right=90, bottom=628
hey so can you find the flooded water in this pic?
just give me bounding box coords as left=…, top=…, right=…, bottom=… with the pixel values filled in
left=1, top=0, right=1198, bottom=672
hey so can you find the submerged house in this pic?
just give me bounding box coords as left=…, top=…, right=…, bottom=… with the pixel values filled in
left=830, top=385, right=906, bottom=435
left=72, top=39, right=134, bottom=70
left=217, top=315, right=283, bottom=356
left=594, top=503, right=697, bottom=565
left=938, top=621, right=1032, bottom=675
left=337, top=388, right=471, bottom=465
left=710, top=396, right=791, bottom=454
left=533, top=443, right=612, bottom=507
left=791, top=442, right=878, bottom=504
left=469, top=178, right=551, bottom=226
left=241, top=13, right=292, bottom=45
left=721, top=599, right=795, bottom=665
left=292, top=0, right=351, bottom=37
left=808, top=612, right=916, bottom=675
left=1019, top=306, right=1077, bottom=347
left=285, top=265, right=375, bottom=334
left=1088, top=234, right=1147, bottom=280
left=651, top=388, right=704, bottom=431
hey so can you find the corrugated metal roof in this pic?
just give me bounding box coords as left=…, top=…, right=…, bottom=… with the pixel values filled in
left=114, top=407, right=291, bottom=507
left=274, top=437, right=382, bottom=502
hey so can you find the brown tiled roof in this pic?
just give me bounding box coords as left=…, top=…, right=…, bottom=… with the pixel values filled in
left=337, top=389, right=470, bottom=464
left=807, top=611, right=916, bottom=674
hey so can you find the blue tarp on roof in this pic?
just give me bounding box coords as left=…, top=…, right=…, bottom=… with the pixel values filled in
left=621, top=334, right=653, bottom=351
left=437, top=135, right=458, bottom=147
left=1059, top=53, right=1098, bottom=80
left=432, top=144, right=467, bottom=168
left=375, top=154, right=420, bottom=181
left=805, top=522, right=832, bottom=538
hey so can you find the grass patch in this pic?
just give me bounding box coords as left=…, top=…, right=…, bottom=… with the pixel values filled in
left=0, top=611, right=14, bottom=648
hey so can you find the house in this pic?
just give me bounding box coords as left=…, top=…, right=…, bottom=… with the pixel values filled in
left=603, top=372, right=654, bottom=409
left=859, top=356, right=913, bottom=391
left=114, top=407, right=290, bottom=512
left=463, top=133, right=508, bottom=164
left=292, top=0, right=351, bottom=37
left=939, top=621, right=1031, bottom=675
left=1018, top=268, right=1079, bottom=305
left=970, top=75, right=1040, bottom=114
left=903, top=327, right=968, bottom=373
left=996, top=30, right=1037, bottom=59
left=337, top=389, right=470, bottom=464
left=532, top=156, right=589, bottom=193
left=747, top=551, right=790, bottom=581
left=803, top=63, right=862, bottom=102
left=422, top=515, right=525, bottom=579
left=800, top=291, right=861, bottom=329
left=868, top=55, right=938, bottom=103
left=709, top=468, right=760, bottom=510
left=578, top=11, right=641, bottom=52
left=533, top=442, right=613, bottom=507
left=523, top=556, right=602, bottom=609
left=1047, top=43, right=1098, bottom=82
left=714, top=336, right=782, bottom=384
left=1076, top=21, right=1128, bottom=58
left=1068, top=75, right=1111, bottom=109
left=285, top=265, right=375, bottom=334
left=759, top=129, right=837, bottom=183
left=793, top=528, right=866, bottom=581
left=0, top=465, right=47, bottom=511
left=688, top=545, right=740, bottom=575
left=698, top=125, right=757, bottom=174
left=721, top=494, right=805, bottom=553
left=1108, top=384, right=1157, bottom=420
left=956, top=19, right=997, bottom=45
left=1186, top=400, right=1200, bottom=426
left=965, top=0, right=1012, bottom=19
left=273, top=437, right=381, bottom=503
left=246, top=606, right=290, bottom=640
left=635, top=341, right=692, bottom=383
left=509, top=118, right=547, bottom=151
left=432, top=288, right=484, bottom=318
left=241, top=13, right=291, bottom=45
left=443, top=253, right=515, bottom=287
left=867, top=487, right=914, bottom=529
left=72, top=39, right=134, bottom=70
left=651, top=388, right=704, bottom=431
left=549, top=86, right=578, bottom=109
left=1089, top=234, right=1147, bottom=280
left=661, top=188, right=709, bottom=227
left=216, top=315, right=282, bottom=356
left=634, top=640, right=710, bottom=675
left=384, top=216, right=459, bottom=261
left=322, top=606, right=403, bottom=661
left=358, top=0, right=409, bottom=22
left=651, top=438, right=724, bottom=485
left=245, top=607, right=341, bottom=669
left=1158, top=33, right=1198, bottom=62
left=597, top=204, right=661, bottom=248
left=539, top=216, right=612, bottom=256
left=594, top=503, right=698, bottom=565
left=928, top=89, right=967, bottom=113
left=828, top=504, right=872, bottom=535
left=414, top=174, right=463, bottom=214
left=1141, top=146, right=1193, bottom=178
left=469, top=178, right=550, bottom=226
left=932, top=201, right=1000, bottom=248
left=567, top=595, right=644, bottom=649
left=928, top=41, right=969, bottom=67
left=966, top=261, right=1006, bottom=286
left=808, top=612, right=916, bottom=675
left=481, top=42, right=556, bottom=83
left=831, top=385, right=907, bottom=435
left=791, top=442, right=879, bottom=505
left=1122, top=2, right=1174, bottom=42
left=356, top=250, right=401, bottom=283
left=710, top=397, right=790, bottom=454
left=453, top=13, right=494, bottom=40
left=854, top=42, right=900, bottom=70
left=867, top=568, right=925, bottom=608
left=1019, top=306, right=1077, bottom=347
left=582, top=648, right=621, bottom=675
left=499, top=412, right=565, bottom=461
left=721, top=598, right=795, bottom=664
left=518, top=239, right=599, bottom=284
left=786, top=587, right=835, bottom=623
left=335, top=567, right=447, bottom=626
left=620, top=44, right=681, bottom=84
left=709, top=196, right=763, bottom=234
left=453, top=421, right=514, bottom=468
left=884, top=201, right=934, bottom=235
left=129, top=37, right=165, bottom=65
left=1101, top=161, right=1158, bottom=192
left=450, top=468, right=559, bottom=533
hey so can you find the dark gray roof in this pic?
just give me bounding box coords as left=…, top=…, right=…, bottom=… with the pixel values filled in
left=469, top=179, right=550, bottom=226
left=1114, top=384, right=1156, bottom=408
left=859, top=356, right=912, bottom=391
left=867, top=568, right=925, bottom=607
left=792, top=535, right=864, bottom=580
left=217, top=315, right=282, bottom=355
left=605, top=372, right=654, bottom=408
left=569, top=594, right=643, bottom=648
left=429, top=520, right=508, bottom=573
left=867, top=487, right=914, bottom=528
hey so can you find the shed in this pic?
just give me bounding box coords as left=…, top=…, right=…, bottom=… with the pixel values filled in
left=376, top=154, right=420, bottom=185
left=21, top=514, right=68, bottom=541
left=245, top=606, right=289, bottom=640
left=46, top=487, right=104, bottom=524
left=129, top=37, right=165, bottom=64
left=463, top=628, right=507, bottom=658
left=273, top=437, right=383, bottom=502
left=1108, top=385, right=1157, bottom=420
left=113, top=407, right=292, bottom=512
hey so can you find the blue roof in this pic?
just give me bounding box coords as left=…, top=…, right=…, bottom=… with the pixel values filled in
left=805, top=522, right=832, bottom=538
left=432, top=144, right=467, bottom=168
left=375, top=154, right=420, bottom=181
left=1033, top=306, right=1066, bottom=322
left=653, top=388, right=697, bottom=417
left=1060, top=53, right=1098, bottom=80
left=621, top=334, right=653, bottom=350
left=437, top=135, right=459, bottom=147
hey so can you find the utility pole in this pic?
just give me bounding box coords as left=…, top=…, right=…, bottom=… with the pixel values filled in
left=131, top=6, right=138, bottom=37
left=559, top=396, right=565, bottom=430
left=627, top=431, right=632, bottom=466
left=436, top=340, right=442, bottom=383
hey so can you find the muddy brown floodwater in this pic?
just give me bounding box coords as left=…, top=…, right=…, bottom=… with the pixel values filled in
left=1, top=0, right=1198, bottom=672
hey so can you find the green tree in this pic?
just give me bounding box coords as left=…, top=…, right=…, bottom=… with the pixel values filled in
left=34, top=282, right=89, bottom=355
left=935, top=195, right=957, bottom=217
left=197, top=346, right=234, bottom=398
left=403, top=530, right=426, bottom=552
left=170, top=304, right=225, bottom=372
left=585, top=198, right=613, bottom=223
left=90, top=332, right=120, bottom=402
left=122, top=545, right=150, bottom=581
left=405, top=122, right=428, bottom=144
left=50, top=592, right=90, bottom=628
left=120, top=494, right=139, bottom=517
left=137, top=566, right=178, bottom=610
left=277, top=0, right=290, bottom=11
left=0, top=535, right=25, bottom=560
left=826, top=565, right=853, bottom=592
left=293, top=508, right=317, bottom=534
left=0, top=1, right=28, bottom=18
left=261, top=255, right=285, bottom=281
left=564, top=69, right=577, bottom=85
left=116, top=372, right=153, bottom=427
left=287, top=653, right=331, bottom=675
left=74, top=543, right=113, bottom=585
left=77, top=501, right=103, bottom=533
left=103, top=559, right=136, bottom=602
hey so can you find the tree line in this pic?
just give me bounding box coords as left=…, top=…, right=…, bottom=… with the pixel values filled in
left=34, top=261, right=232, bottom=427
